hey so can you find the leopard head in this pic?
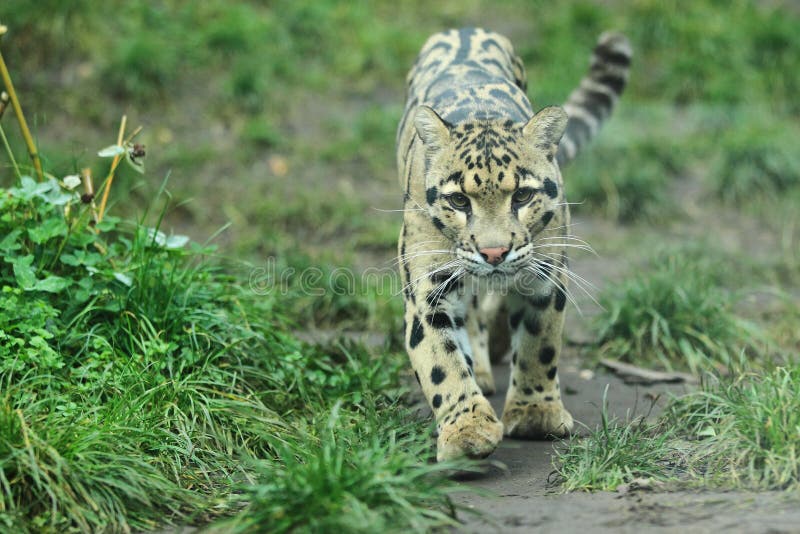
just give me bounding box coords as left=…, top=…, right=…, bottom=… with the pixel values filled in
left=414, top=105, right=569, bottom=280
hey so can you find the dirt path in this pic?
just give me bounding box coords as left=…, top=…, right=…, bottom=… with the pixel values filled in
left=450, top=359, right=800, bottom=533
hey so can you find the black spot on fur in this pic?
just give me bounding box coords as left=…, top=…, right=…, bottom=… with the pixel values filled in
left=453, top=316, right=465, bottom=328
left=458, top=393, right=466, bottom=402
left=431, top=366, right=446, bottom=385
left=509, top=309, right=524, bottom=329
left=443, top=171, right=464, bottom=184
left=426, top=186, right=438, bottom=205
left=414, top=371, right=420, bottom=385
left=530, top=292, right=551, bottom=309
left=547, top=366, right=557, bottom=380
left=523, top=315, right=541, bottom=336
left=535, top=384, right=544, bottom=393
left=543, top=178, right=558, bottom=198
left=541, top=210, right=554, bottom=227
left=465, top=355, right=473, bottom=369
left=431, top=217, right=446, bottom=232
left=432, top=394, right=442, bottom=409
left=539, top=346, right=556, bottom=365
left=554, top=285, right=567, bottom=311
left=409, top=316, right=424, bottom=349
left=544, top=395, right=554, bottom=401
left=523, top=387, right=533, bottom=395
left=443, top=338, right=457, bottom=353
left=426, top=312, right=453, bottom=329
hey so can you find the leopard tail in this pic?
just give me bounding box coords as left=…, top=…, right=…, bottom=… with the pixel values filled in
left=557, top=32, right=632, bottom=166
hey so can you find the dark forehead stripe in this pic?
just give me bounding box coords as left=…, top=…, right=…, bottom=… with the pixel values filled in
left=442, top=171, right=464, bottom=185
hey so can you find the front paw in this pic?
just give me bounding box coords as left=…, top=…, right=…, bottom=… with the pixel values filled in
left=501, top=399, right=573, bottom=439
left=436, top=398, right=503, bottom=462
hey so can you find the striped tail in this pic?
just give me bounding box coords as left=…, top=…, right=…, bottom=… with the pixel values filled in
left=557, top=32, right=632, bottom=166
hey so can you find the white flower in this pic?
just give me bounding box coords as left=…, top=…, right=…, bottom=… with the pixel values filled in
left=63, top=175, right=82, bottom=190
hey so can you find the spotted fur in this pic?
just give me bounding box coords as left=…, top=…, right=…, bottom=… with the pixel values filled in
left=396, top=28, right=631, bottom=461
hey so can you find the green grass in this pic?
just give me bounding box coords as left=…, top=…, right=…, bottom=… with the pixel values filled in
left=0, top=165, right=457, bottom=531
left=553, top=386, right=679, bottom=491
left=216, top=399, right=462, bottom=533
left=556, top=364, right=800, bottom=492
left=709, top=119, right=800, bottom=204
left=593, top=251, right=767, bottom=373
left=663, top=365, right=800, bottom=489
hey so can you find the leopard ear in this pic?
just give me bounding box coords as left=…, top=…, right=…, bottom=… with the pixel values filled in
left=523, top=106, right=568, bottom=150
left=414, top=106, right=451, bottom=151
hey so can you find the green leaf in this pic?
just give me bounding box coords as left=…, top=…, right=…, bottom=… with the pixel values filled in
left=12, top=256, right=36, bottom=290
left=28, top=217, right=68, bottom=244
left=34, top=276, right=71, bottom=293
left=0, top=229, right=22, bottom=253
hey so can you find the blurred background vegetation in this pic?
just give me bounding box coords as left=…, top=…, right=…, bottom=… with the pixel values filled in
left=1, top=0, right=799, bottom=348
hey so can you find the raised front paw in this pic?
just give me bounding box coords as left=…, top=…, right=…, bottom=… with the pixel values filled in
left=501, top=399, right=574, bottom=439
left=436, top=397, right=503, bottom=462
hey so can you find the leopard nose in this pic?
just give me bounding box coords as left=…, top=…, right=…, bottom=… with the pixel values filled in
left=479, top=246, right=510, bottom=266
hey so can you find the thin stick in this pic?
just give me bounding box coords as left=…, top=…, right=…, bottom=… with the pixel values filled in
left=0, top=47, right=44, bottom=182
left=97, top=115, right=126, bottom=223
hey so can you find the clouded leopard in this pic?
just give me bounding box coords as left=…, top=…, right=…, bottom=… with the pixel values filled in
left=396, top=27, right=631, bottom=461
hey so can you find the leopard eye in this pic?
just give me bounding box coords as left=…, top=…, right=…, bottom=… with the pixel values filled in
left=447, top=193, right=470, bottom=210
left=512, top=188, right=534, bottom=206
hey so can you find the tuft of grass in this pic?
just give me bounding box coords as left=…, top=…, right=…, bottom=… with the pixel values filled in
left=556, top=364, right=800, bottom=493
left=216, top=398, right=462, bottom=533
left=593, top=252, right=766, bottom=373
left=709, top=120, right=800, bottom=204
left=554, top=386, right=679, bottom=492
left=663, top=365, right=800, bottom=489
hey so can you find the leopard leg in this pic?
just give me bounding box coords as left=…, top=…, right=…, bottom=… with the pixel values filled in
left=501, top=279, right=573, bottom=438
left=400, top=229, right=503, bottom=461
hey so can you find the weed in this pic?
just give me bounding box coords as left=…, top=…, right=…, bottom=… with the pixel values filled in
left=217, top=398, right=462, bottom=533
left=663, top=365, right=800, bottom=489
left=593, top=252, right=766, bottom=373
left=554, top=386, right=679, bottom=492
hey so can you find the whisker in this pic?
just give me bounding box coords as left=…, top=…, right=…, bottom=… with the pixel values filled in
left=397, top=259, right=461, bottom=297
left=390, top=250, right=452, bottom=267
left=523, top=264, right=583, bottom=314
left=529, top=254, right=601, bottom=309
left=428, top=267, right=465, bottom=310
left=372, top=207, right=424, bottom=213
